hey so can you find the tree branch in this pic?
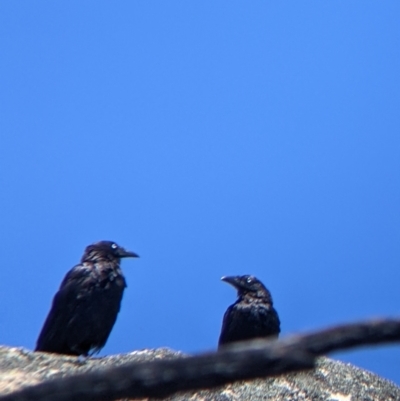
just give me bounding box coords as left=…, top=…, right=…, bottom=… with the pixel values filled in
left=2, top=318, right=400, bottom=401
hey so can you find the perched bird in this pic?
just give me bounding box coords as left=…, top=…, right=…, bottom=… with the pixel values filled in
left=36, top=241, right=139, bottom=356
left=218, top=275, right=280, bottom=348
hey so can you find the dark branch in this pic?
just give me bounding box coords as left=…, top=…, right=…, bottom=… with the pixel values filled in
left=3, top=318, right=400, bottom=401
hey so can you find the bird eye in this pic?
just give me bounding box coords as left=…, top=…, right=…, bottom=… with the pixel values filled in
left=247, top=277, right=253, bottom=283
left=111, top=243, right=118, bottom=249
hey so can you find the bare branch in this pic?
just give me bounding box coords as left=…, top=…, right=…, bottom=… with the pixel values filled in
left=2, top=318, right=400, bottom=401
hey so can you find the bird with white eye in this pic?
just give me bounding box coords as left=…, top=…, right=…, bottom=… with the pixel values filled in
left=35, top=240, right=139, bottom=356
left=218, top=274, right=280, bottom=348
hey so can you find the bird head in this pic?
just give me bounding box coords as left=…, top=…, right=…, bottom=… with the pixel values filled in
left=82, top=241, right=139, bottom=263
left=221, top=275, right=272, bottom=301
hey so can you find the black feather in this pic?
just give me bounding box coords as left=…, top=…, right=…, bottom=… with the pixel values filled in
left=218, top=275, right=280, bottom=348
left=35, top=241, right=138, bottom=356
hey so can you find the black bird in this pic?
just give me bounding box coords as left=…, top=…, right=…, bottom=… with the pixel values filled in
left=218, top=275, right=280, bottom=348
left=35, top=241, right=138, bottom=356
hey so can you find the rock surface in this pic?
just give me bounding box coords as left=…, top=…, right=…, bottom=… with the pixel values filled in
left=0, top=345, right=399, bottom=400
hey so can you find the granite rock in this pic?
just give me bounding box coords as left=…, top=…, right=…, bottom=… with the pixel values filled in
left=0, top=345, right=399, bottom=401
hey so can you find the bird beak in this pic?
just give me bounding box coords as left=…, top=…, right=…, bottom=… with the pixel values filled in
left=118, top=248, right=139, bottom=258
left=221, top=276, right=241, bottom=289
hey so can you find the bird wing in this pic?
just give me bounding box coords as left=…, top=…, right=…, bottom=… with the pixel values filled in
left=36, top=264, right=95, bottom=354
left=218, top=304, right=239, bottom=346
left=218, top=302, right=280, bottom=347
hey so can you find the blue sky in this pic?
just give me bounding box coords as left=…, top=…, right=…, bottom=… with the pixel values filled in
left=1, top=1, right=400, bottom=385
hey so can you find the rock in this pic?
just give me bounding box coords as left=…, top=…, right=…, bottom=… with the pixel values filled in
left=0, top=345, right=399, bottom=400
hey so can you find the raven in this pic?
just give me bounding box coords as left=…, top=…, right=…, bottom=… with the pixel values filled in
left=35, top=241, right=138, bottom=356
left=218, top=275, right=280, bottom=348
